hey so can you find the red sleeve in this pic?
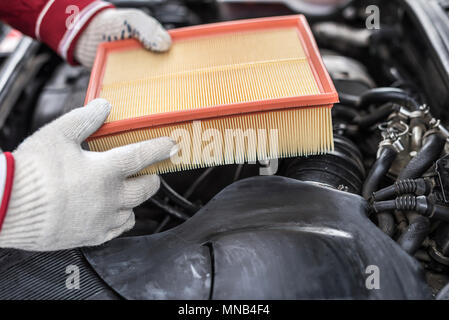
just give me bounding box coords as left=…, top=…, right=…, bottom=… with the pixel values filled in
left=0, top=0, right=114, bottom=64
left=0, top=152, right=14, bottom=232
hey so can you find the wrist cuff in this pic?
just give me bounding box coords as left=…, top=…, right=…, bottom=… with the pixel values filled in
left=38, top=0, right=114, bottom=65
left=0, top=155, right=50, bottom=250
left=0, top=152, right=15, bottom=232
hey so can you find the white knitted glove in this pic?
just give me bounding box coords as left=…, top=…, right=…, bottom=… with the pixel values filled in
left=0, top=99, right=177, bottom=251
left=74, top=8, right=172, bottom=68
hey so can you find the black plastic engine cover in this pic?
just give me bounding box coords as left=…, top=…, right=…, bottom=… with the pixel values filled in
left=83, top=176, right=432, bottom=299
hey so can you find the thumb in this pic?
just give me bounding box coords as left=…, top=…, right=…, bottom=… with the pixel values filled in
left=57, top=99, right=111, bottom=144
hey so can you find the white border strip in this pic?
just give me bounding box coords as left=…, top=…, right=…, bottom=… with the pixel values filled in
left=35, top=0, right=56, bottom=40
left=57, top=1, right=111, bottom=60
left=0, top=154, right=7, bottom=202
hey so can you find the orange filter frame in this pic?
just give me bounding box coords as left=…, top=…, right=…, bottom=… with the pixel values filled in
left=85, top=15, right=338, bottom=138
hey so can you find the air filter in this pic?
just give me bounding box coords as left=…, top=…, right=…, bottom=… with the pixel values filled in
left=85, top=15, right=338, bottom=174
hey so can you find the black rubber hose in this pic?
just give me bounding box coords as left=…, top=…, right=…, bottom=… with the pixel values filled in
left=338, top=92, right=360, bottom=107
left=339, top=88, right=420, bottom=110
left=372, top=195, right=449, bottom=223
left=398, top=132, right=446, bottom=180
left=354, top=103, right=401, bottom=127
left=358, top=88, right=420, bottom=110
left=149, top=198, right=190, bottom=221
left=372, top=178, right=433, bottom=201
left=159, top=178, right=200, bottom=214
left=371, top=199, right=396, bottom=212
left=370, top=195, right=431, bottom=254
left=363, top=146, right=398, bottom=199
left=397, top=134, right=443, bottom=253
left=397, top=215, right=431, bottom=255
left=362, top=145, right=398, bottom=237
left=434, top=204, right=449, bottom=222
left=154, top=215, right=171, bottom=234
left=371, top=195, right=430, bottom=214
left=183, top=167, right=215, bottom=199
left=396, top=132, right=446, bottom=255
left=334, top=103, right=400, bottom=127
left=331, top=105, right=359, bottom=121
left=370, top=26, right=402, bottom=44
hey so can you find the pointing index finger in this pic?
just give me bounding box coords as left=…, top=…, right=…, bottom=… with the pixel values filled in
left=105, top=137, right=177, bottom=176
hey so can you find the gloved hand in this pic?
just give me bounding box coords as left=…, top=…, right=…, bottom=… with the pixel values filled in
left=0, top=99, right=177, bottom=251
left=74, top=8, right=172, bottom=68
